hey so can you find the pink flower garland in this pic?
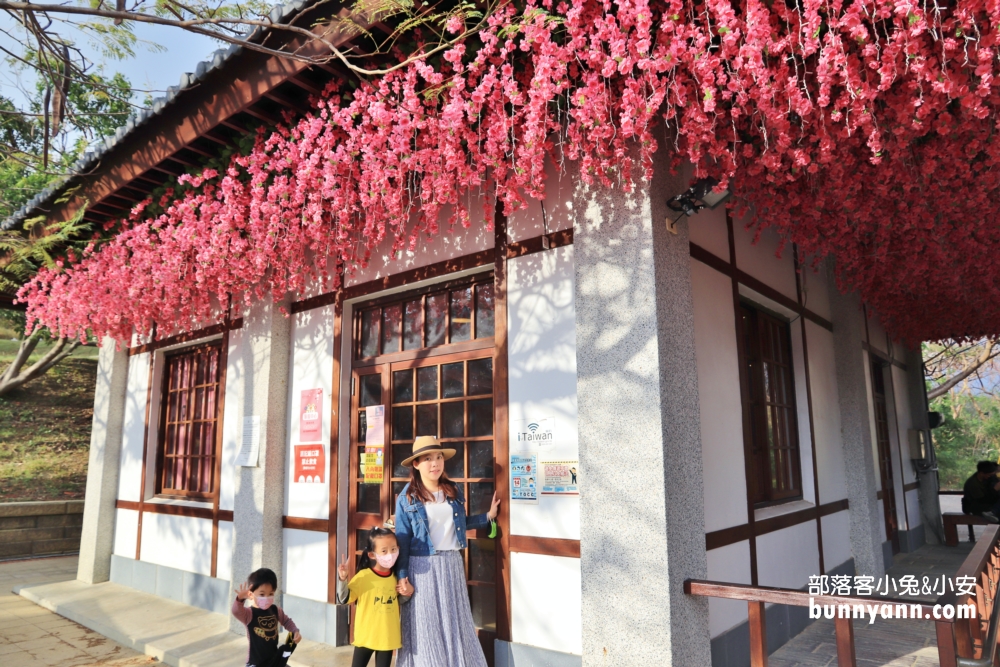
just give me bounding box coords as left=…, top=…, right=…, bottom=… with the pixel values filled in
left=19, top=0, right=1000, bottom=344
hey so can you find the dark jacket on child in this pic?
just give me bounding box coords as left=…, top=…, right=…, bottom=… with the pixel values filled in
left=231, top=597, right=299, bottom=667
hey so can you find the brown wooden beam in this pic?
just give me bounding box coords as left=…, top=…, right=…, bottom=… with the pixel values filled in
left=263, top=90, right=311, bottom=115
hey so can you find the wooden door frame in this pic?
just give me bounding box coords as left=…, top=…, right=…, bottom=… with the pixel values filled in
left=343, top=269, right=506, bottom=661
left=871, top=359, right=901, bottom=554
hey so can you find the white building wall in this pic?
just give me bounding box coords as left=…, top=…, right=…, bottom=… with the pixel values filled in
left=507, top=157, right=575, bottom=243
left=731, top=221, right=798, bottom=301
left=805, top=323, right=849, bottom=504
left=821, top=511, right=853, bottom=569
left=220, top=329, right=244, bottom=512
left=707, top=540, right=752, bottom=637
left=283, top=528, right=328, bottom=602
left=139, top=513, right=213, bottom=576
left=507, top=244, right=581, bottom=656
left=756, top=522, right=821, bottom=590
left=217, top=520, right=234, bottom=581
left=687, top=205, right=730, bottom=260
left=117, top=352, right=150, bottom=502
left=690, top=259, right=747, bottom=532
left=112, top=508, right=139, bottom=558
left=345, top=194, right=493, bottom=288
left=510, top=552, right=582, bottom=655
left=284, top=305, right=334, bottom=520
left=507, top=245, right=580, bottom=540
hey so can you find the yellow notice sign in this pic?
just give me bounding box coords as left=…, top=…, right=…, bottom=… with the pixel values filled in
left=363, top=446, right=384, bottom=484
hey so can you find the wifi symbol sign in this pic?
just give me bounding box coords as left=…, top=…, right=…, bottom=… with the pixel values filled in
left=527, top=423, right=539, bottom=433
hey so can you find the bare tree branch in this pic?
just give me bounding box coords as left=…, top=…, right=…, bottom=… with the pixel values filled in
left=928, top=339, right=1000, bottom=401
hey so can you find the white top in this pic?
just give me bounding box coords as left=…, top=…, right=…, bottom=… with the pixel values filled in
left=424, top=491, right=461, bottom=551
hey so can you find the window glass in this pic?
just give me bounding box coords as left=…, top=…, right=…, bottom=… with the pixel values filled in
left=360, top=308, right=379, bottom=358
left=382, top=304, right=402, bottom=354
left=740, top=304, right=802, bottom=505
left=425, top=293, right=448, bottom=348
left=450, top=287, right=472, bottom=342
left=475, top=284, right=495, bottom=339
left=403, top=300, right=423, bottom=351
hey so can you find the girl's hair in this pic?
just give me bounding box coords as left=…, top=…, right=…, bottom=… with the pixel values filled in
left=406, top=459, right=458, bottom=504
left=358, top=527, right=399, bottom=572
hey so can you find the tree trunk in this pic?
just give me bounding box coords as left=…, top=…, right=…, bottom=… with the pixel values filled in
left=0, top=336, right=81, bottom=397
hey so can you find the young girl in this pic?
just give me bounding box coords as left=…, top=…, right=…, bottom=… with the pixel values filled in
left=337, top=526, right=414, bottom=667
left=232, top=567, right=301, bottom=667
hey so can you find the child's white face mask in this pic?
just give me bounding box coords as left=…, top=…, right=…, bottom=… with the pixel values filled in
left=256, top=595, right=274, bottom=610
left=375, top=552, right=399, bottom=569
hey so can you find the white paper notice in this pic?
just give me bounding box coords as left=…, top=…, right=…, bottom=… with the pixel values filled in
left=236, top=415, right=261, bottom=467
left=365, top=405, right=385, bottom=447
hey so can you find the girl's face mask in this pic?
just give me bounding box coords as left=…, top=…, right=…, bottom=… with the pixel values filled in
left=374, top=551, right=399, bottom=569
left=255, top=595, right=274, bottom=610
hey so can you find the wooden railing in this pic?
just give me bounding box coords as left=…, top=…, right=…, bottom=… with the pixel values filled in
left=684, top=525, right=1000, bottom=667
left=938, top=525, right=1000, bottom=667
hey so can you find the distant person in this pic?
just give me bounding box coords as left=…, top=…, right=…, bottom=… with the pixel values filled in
left=963, top=461, right=1000, bottom=523
left=232, top=567, right=301, bottom=667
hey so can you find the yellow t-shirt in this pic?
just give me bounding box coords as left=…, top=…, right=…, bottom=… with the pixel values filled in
left=347, top=568, right=401, bottom=651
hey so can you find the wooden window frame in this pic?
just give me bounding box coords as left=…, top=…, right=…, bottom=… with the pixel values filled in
left=739, top=301, right=804, bottom=507
left=353, top=273, right=495, bottom=366
left=154, top=340, right=225, bottom=500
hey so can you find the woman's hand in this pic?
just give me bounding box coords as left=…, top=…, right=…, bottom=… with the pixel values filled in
left=235, top=582, right=251, bottom=600
left=487, top=491, right=500, bottom=521
left=337, top=554, right=349, bottom=582
left=293, top=631, right=302, bottom=644
left=397, top=578, right=414, bottom=596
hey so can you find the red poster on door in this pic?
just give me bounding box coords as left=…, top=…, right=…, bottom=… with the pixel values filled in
left=300, top=388, right=323, bottom=442
left=293, top=445, right=326, bottom=483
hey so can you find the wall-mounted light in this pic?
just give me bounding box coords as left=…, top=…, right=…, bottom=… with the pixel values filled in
left=665, top=177, right=732, bottom=234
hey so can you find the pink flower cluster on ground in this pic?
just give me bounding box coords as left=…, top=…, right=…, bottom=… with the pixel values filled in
left=18, top=0, right=1000, bottom=344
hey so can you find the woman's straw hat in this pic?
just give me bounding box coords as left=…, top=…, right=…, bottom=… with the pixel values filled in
left=400, top=436, right=456, bottom=468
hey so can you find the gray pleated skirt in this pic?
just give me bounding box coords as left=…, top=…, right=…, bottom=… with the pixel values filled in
left=398, top=550, right=488, bottom=667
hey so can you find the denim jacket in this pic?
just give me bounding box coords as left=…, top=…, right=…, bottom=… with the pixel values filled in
left=395, top=483, right=490, bottom=580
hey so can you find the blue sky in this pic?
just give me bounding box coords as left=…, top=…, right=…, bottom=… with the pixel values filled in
left=1, top=16, right=220, bottom=115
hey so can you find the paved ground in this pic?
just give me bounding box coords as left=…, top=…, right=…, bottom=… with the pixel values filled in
left=0, top=555, right=163, bottom=667
left=13, top=560, right=356, bottom=667
left=770, top=540, right=978, bottom=667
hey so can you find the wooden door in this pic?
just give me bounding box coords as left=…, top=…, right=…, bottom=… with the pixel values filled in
left=871, top=359, right=900, bottom=555
left=348, top=275, right=499, bottom=663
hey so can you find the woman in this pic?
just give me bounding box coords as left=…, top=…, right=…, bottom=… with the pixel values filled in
left=394, top=435, right=500, bottom=667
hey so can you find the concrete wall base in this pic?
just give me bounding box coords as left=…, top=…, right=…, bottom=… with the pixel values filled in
left=898, top=524, right=925, bottom=554
left=710, top=558, right=855, bottom=667
left=495, top=639, right=582, bottom=667
left=109, top=554, right=230, bottom=616
left=881, top=541, right=894, bottom=571
left=280, top=592, right=349, bottom=647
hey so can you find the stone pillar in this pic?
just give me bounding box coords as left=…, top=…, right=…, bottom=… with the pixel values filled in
left=905, top=348, right=943, bottom=544
left=828, top=276, right=885, bottom=577
left=574, top=156, right=710, bottom=666
left=77, top=337, right=130, bottom=584
left=229, top=297, right=292, bottom=632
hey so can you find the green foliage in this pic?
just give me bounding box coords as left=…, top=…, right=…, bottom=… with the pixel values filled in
left=0, top=67, right=133, bottom=220
left=931, top=392, right=1000, bottom=489
left=0, top=209, right=100, bottom=295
